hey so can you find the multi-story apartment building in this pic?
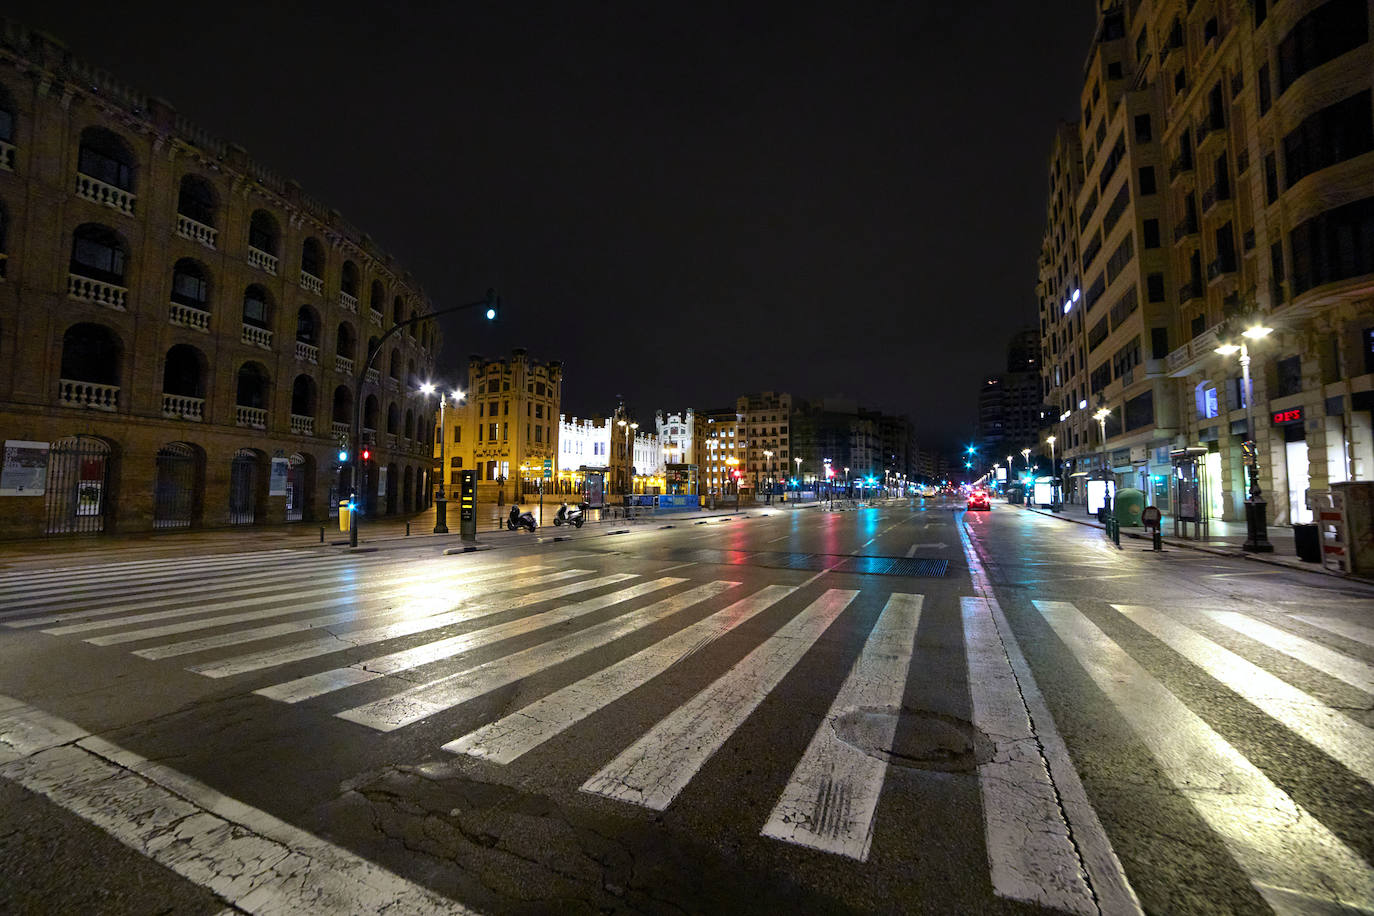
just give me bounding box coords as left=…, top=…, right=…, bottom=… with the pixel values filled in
left=981, top=329, right=1044, bottom=467
left=1038, top=0, right=1373, bottom=525
left=702, top=407, right=744, bottom=496
left=0, top=25, right=438, bottom=537
left=435, top=349, right=561, bottom=500
left=790, top=398, right=882, bottom=485
left=736, top=391, right=791, bottom=493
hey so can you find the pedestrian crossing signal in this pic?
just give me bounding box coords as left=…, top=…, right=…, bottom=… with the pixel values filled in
left=361, top=449, right=371, bottom=462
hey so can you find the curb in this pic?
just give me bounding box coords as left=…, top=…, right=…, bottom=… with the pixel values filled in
left=1017, top=505, right=1369, bottom=582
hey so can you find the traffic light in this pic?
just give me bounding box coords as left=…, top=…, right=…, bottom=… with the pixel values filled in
left=338, top=450, right=348, bottom=462
left=361, top=448, right=371, bottom=462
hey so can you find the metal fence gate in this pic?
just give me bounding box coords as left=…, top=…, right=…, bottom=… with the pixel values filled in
left=229, top=448, right=258, bottom=525
left=285, top=454, right=305, bottom=521
left=45, top=436, right=111, bottom=535
left=154, top=443, right=197, bottom=529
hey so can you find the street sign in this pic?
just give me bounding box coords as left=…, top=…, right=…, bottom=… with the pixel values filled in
left=543, top=458, right=552, bottom=479
left=1241, top=439, right=1257, bottom=467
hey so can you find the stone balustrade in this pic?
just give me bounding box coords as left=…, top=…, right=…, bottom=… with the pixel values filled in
left=339, top=291, right=358, bottom=313
left=299, top=270, right=323, bottom=295
left=236, top=405, right=268, bottom=429
left=58, top=379, right=119, bottom=412
left=331, top=421, right=350, bottom=440
left=295, top=340, right=320, bottom=364
left=169, top=302, right=211, bottom=332
left=74, top=172, right=136, bottom=215
left=290, top=414, right=314, bottom=436
left=368, top=309, right=382, bottom=326
left=241, top=323, right=273, bottom=349
left=247, top=246, right=278, bottom=275
left=176, top=214, right=218, bottom=249
left=365, top=368, right=380, bottom=384
left=0, top=139, right=15, bottom=172
left=68, top=273, right=128, bottom=310
left=335, top=354, right=354, bottom=375
left=386, top=433, right=399, bottom=451
left=162, top=393, right=205, bottom=421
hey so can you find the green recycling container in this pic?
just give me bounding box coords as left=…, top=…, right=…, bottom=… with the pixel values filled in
left=1114, top=488, right=1145, bottom=527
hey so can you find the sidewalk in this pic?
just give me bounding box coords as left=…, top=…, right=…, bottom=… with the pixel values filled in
left=1015, top=501, right=1360, bottom=579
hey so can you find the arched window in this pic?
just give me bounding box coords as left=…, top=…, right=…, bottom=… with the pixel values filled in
left=235, top=362, right=270, bottom=409
left=171, top=258, right=210, bottom=308
left=332, top=385, right=352, bottom=423
left=370, top=280, right=385, bottom=315
left=291, top=374, right=316, bottom=417
left=77, top=127, right=136, bottom=191
left=341, top=260, right=359, bottom=296
left=407, top=308, right=416, bottom=338
left=389, top=349, right=401, bottom=380
left=0, top=82, right=15, bottom=171
left=366, top=336, right=380, bottom=366
left=363, top=394, right=379, bottom=430
left=242, top=285, right=272, bottom=329
left=387, top=402, right=400, bottom=435
left=336, top=323, right=356, bottom=360
left=70, top=224, right=127, bottom=283
left=295, top=306, right=318, bottom=344
left=301, top=237, right=324, bottom=278
left=177, top=174, right=217, bottom=227
left=392, top=296, right=404, bottom=326
left=248, top=210, right=279, bottom=256
left=407, top=358, right=416, bottom=388
left=162, top=344, right=205, bottom=398
left=61, top=323, right=121, bottom=385
left=404, top=408, right=415, bottom=441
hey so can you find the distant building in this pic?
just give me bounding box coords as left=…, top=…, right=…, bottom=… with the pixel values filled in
left=736, top=391, right=792, bottom=492
left=976, top=329, right=1043, bottom=459
left=702, top=407, right=743, bottom=496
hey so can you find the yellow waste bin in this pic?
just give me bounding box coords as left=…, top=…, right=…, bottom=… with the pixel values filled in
left=338, top=500, right=351, bottom=532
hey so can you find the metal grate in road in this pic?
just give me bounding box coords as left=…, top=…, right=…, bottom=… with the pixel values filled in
left=653, top=548, right=948, bottom=577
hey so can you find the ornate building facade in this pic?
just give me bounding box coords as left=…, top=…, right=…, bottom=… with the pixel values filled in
left=0, top=24, right=438, bottom=536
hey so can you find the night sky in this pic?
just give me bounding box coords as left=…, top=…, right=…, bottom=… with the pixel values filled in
left=16, top=1, right=1095, bottom=447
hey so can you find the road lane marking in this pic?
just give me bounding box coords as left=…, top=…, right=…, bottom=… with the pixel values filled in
left=959, top=523, right=1138, bottom=916
left=1207, top=612, right=1374, bottom=693
left=761, top=593, right=921, bottom=861
left=337, top=581, right=739, bottom=731
left=0, top=549, right=310, bottom=590
left=0, top=697, right=469, bottom=915
left=904, top=544, right=917, bottom=557
left=1036, top=600, right=1374, bottom=913
left=1117, top=605, right=1374, bottom=783
left=259, top=577, right=687, bottom=704
left=1292, top=615, right=1374, bottom=649
left=189, top=574, right=637, bottom=679
left=445, top=584, right=797, bottom=764
left=581, top=588, right=857, bottom=811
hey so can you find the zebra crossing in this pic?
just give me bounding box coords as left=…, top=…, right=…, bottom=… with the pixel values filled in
left=4, top=548, right=1374, bottom=912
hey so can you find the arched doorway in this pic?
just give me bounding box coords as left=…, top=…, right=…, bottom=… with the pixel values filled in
left=229, top=448, right=261, bottom=525
left=403, top=465, right=414, bottom=512
left=154, top=441, right=202, bottom=529
left=45, top=436, right=112, bottom=535
left=286, top=453, right=313, bottom=521
left=385, top=462, right=398, bottom=515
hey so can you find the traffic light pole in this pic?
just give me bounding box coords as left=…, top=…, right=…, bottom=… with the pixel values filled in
left=349, top=290, right=497, bottom=548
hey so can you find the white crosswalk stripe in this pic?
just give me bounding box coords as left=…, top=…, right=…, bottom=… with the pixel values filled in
left=761, top=592, right=921, bottom=861
left=581, top=588, right=858, bottom=811
left=1292, top=614, right=1374, bottom=649
left=1036, top=600, right=1374, bottom=913
left=1205, top=610, right=1374, bottom=694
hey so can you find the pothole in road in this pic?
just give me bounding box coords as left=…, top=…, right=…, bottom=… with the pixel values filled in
left=834, top=707, right=994, bottom=773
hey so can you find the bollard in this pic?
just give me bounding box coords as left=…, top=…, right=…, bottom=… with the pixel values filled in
left=1153, top=526, right=1162, bottom=551
left=320, top=526, right=324, bottom=543
left=406, top=522, right=410, bottom=537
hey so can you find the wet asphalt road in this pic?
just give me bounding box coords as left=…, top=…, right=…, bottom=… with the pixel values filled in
left=0, top=498, right=1371, bottom=914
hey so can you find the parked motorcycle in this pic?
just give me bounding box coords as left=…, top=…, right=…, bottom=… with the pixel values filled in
left=507, top=504, right=537, bottom=532
left=553, top=501, right=587, bottom=528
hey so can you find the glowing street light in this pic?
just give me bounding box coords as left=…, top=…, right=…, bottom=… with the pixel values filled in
left=1214, top=320, right=1275, bottom=552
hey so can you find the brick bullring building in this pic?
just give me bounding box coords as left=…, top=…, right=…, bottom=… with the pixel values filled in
left=0, top=24, right=439, bottom=537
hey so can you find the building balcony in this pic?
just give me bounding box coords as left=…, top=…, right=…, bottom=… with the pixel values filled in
left=1173, top=217, right=1199, bottom=242
left=1235, top=149, right=1249, bottom=175
left=236, top=405, right=268, bottom=429
left=175, top=214, right=218, bottom=249
left=365, top=368, right=379, bottom=384
left=290, top=414, right=314, bottom=436
left=241, top=323, right=272, bottom=349
left=1169, top=155, right=1194, bottom=182
left=0, top=138, right=14, bottom=171
left=1178, top=281, right=1204, bottom=304
left=1230, top=71, right=1244, bottom=98
left=74, top=172, right=135, bottom=215
left=299, top=270, right=323, bottom=295
left=331, top=421, right=350, bottom=440
left=295, top=340, right=319, bottom=364
left=169, top=302, right=211, bottom=332
left=1242, top=228, right=1255, bottom=252
left=1201, top=182, right=1231, bottom=213
left=68, top=273, right=127, bottom=310
left=368, top=309, right=382, bottom=326
left=1195, top=112, right=1226, bottom=149
left=247, top=246, right=278, bottom=275
left=1207, top=257, right=1237, bottom=282
left=386, top=433, right=399, bottom=451
left=385, top=376, right=400, bottom=392
left=335, top=354, right=354, bottom=375
left=162, top=393, right=204, bottom=422
left=58, top=379, right=119, bottom=412
left=339, top=290, right=358, bottom=313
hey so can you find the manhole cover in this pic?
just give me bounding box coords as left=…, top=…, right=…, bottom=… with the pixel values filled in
left=834, top=707, right=993, bottom=773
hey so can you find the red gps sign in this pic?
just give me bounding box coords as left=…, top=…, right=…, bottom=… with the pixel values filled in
left=1271, top=407, right=1303, bottom=425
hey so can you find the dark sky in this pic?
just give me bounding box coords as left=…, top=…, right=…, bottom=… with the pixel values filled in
left=17, top=1, right=1095, bottom=448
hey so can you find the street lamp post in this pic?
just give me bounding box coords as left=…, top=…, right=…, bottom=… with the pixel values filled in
left=1046, top=435, right=1057, bottom=511
left=1093, top=400, right=1112, bottom=516
left=1216, top=323, right=1274, bottom=552
left=763, top=450, right=773, bottom=504
left=422, top=384, right=464, bottom=534
left=349, top=289, right=498, bottom=548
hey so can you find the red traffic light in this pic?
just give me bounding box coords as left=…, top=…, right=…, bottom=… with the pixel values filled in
left=361, top=449, right=371, bottom=461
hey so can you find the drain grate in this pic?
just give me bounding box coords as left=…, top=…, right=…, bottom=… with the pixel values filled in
left=653, top=548, right=948, bottom=577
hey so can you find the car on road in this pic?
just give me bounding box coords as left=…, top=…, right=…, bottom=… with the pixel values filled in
left=966, top=489, right=990, bottom=510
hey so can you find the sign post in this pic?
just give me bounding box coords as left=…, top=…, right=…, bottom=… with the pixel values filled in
left=459, top=470, right=477, bottom=541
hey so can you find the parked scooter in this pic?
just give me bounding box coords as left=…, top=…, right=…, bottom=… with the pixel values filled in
left=553, top=501, right=587, bottom=528
left=507, top=504, right=537, bottom=532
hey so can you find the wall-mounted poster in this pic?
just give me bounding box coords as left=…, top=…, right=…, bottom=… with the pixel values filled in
left=269, top=458, right=289, bottom=496
left=1, top=440, right=50, bottom=496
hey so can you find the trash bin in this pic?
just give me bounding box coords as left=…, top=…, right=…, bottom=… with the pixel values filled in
left=1114, top=488, right=1145, bottom=527
left=1293, top=523, right=1320, bottom=562
left=338, top=499, right=351, bottom=533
